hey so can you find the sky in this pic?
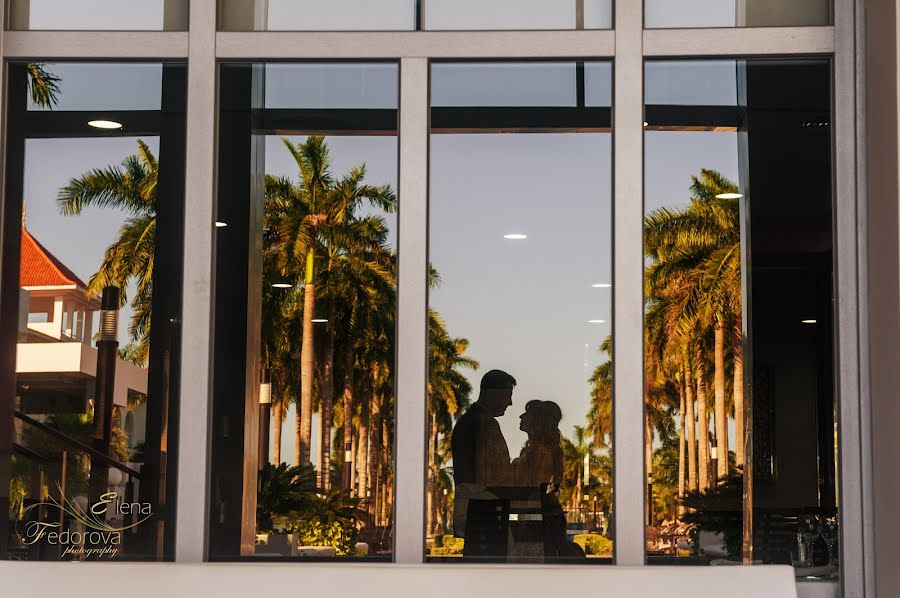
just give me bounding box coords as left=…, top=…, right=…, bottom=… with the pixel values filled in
left=429, top=133, right=612, bottom=454
left=23, top=136, right=157, bottom=344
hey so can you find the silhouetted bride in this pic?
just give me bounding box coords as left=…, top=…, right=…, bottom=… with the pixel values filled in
left=512, top=400, right=585, bottom=559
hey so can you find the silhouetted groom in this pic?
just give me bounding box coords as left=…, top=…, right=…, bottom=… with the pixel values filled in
left=451, top=369, right=516, bottom=546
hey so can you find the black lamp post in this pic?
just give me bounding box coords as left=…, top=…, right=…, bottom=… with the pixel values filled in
left=710, top=435, right=719, bottom=485
left=258, top=370, right=271, bottom=469
left=90, top=286, right=120, bottom=509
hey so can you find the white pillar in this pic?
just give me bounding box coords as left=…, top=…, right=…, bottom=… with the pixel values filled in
left=82, top=309, right=93, bottom=345
left=613, top=0, right=646, bottom=567
left=394, top=57, right=429, bottom=564
left=52, top=296, right=64, bottom=339
left=64, top=302, right=74, bottom=338
left=174, top=0, right=217, bottom=563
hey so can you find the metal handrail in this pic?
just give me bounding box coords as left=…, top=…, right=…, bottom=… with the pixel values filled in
left=12, top=442, right=52, bottom=462
left=14, top=411, right=141, bottom=478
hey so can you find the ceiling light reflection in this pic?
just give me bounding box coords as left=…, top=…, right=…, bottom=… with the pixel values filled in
left=88, top=120, right=123, bottom=130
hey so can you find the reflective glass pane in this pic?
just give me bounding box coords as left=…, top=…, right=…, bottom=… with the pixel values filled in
left=427, top=61, right=613, bottom=563
left=218, top=0, right=612, bottom=30
left=643, top=59, right=839, bottom=585
left=218, top=0, right=416, bottom=31
left=425, top=0, right=612, bottom=29
left=645, top=0, right=831, bottom=28
left=7, top=0, right=188, bottom=30
left=2, top=62, right=187, bottom=560
left=210, top=63, right=398, bottom=560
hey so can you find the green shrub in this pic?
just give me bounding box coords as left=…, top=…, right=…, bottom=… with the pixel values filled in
left=573, top=534, right=613, bottom=556
left=429, top=534, right=464, bottom=556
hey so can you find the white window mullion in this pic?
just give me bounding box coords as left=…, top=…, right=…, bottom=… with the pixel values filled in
left=642, top=26, right=833, bottom=57
left=174, top=0, right=217, bottom=563
left=2, top=31, right=188, bottom=59
left=834, top=0, right=871, bottom=594
left=394, top=56, right=429, bottom=564
left=613, top=0, right=645, bottom=568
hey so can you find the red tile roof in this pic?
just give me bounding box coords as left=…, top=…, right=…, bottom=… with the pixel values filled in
left=20, top=228, right=88, bottom=289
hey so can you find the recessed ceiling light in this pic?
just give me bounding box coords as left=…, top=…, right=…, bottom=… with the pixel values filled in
left=716, top=192, right=743, bottom=199
left=588, top=319, right=606, bottom=324
left=801, top=319, right=817, bottom=324
left=88, top=120, right=123, bottom=130
left=215, top=221, right=227, bottom=228
left=272, top=283, right=292, bottom=289
left=592, top=283, right=612, bottom=288
left=504, top=233, right=527, bottom=240
left=311, top=319, right=328, bottom=323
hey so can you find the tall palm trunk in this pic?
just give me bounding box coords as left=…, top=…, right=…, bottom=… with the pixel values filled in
left=733, top=326, right=745, bottom=471
left=380, top=420, right=390, bottom=526
left=273, top=397, right=283, bottom=465
left=684, top=361, right=698, bottom=492
left=696, top=356, right=710, bottom=492
left=298, top=249, right=316, bottom=466
left=576, top=466, right=583, bottom=511
left=425, top=413, right=436, bottom=537
left=357, top=399, right=370, bottom=504
left=320, top=328, right=335, bottom=490
left=375, top=455, right=383, bottom=526
left=644, top=410, right=653, bottom=524
left=714, top=318, right=729, bottom=482
left=342, top=345, right=354, bottom=492
left=677, top=379, right=686, bottom=519
left=368, top=366, right=382, bottom=520
left=294, top=401, right=302, bottom=467
left=386, top=475, right=394, bottom=528
left=350, top=429, right=358, bottom=496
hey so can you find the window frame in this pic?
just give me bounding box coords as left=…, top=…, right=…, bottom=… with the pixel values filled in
left=0, top=1, right=869, bottom=596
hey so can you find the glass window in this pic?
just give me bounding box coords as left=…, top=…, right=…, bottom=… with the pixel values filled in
left=7, top=0, right=188, bottom=30
left=1, top=62, right=187, bottom=560
left=645, top=0, right=831, bottom=28
left=218, top=0, right=612, bottom=30
left=643, top=58, right=838, bottom=581
left=424, top=0, right=612, bottom=30
left=427, top=61, right=613, bottom=563
left=218, top=0, right=416, bottom=31
left=210, top=63, right=398, bottom=560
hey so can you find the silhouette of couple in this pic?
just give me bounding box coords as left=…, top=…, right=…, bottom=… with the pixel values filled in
left=451, top=369, right=585, bottom=561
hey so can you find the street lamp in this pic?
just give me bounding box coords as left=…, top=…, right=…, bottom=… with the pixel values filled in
left=710, top=436, right=719, bottom=485
left=258, top=370, right=272, bottom=468
left=90, top=286, right=120, bottom=512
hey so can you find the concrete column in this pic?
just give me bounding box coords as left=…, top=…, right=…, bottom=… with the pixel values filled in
left=64, top=302, right=74, bottom=338
left=865, top=0, right=900, bottom=596
left=83, top=309, right=94, bottom=345
left=52, top=296, right=64, bottom=339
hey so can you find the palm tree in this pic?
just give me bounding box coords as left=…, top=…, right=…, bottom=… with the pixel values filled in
left=58, top=139, right=159, bottom=361
left=587, top=336, right=613, bottom=450
left=562, top=426, right=590, bottom=512
left=265, top=136, right=396, bottom=467
left=426, top=309, right=478, bottom=536
left=643, top=169, right=744, bottom=506
left=27, top=63, right=61, bottom=108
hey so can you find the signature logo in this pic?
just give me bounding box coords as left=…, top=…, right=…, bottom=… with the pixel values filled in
left=17, top=486, right=153, bottom=559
